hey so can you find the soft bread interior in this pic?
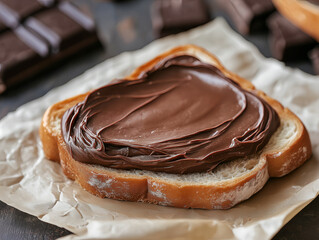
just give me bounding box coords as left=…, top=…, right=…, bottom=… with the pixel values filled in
left=88, top=156, right=262, bottom=185
left=263, top=117, right=298, bottom=153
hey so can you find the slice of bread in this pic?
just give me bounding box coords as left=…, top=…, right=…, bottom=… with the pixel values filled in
left=39, top=45, right=312, bottom=209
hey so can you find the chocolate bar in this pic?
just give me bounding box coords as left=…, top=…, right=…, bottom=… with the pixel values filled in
left=0, top=2, right=98, bottom=93
left=0, top=28, right=49, bottom=93
left=310, top=47, right=319, bottom=75
left=218, top=0, right=275, bottom=34
left=151, top=0, right=210, bottom=38
left=267, top=13, right=316, bottom=61
left=0, top=0, right=50, bottom=28
left=25, top=2, right=95, bottom=53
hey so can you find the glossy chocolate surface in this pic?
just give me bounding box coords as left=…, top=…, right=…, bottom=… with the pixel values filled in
left=62, top=55, right=280, bottom=174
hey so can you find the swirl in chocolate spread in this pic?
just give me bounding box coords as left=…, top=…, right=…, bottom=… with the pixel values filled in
left=61, top=55, right=280, bottom=174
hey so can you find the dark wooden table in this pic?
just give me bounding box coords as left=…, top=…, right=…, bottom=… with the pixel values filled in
left=0, top=0, right=318, bottom=239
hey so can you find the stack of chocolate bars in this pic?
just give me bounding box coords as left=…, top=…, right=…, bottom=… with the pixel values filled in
left=217, top=0, right=319, bottom=74
left=0, top=0, right=98, bottom=93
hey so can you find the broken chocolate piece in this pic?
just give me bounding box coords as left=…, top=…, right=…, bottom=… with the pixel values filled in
left=267, top=13, right=317, bottom=61
left=218, top=0, right=275, bottom=34
left=151, top=0, right=210, bottom=37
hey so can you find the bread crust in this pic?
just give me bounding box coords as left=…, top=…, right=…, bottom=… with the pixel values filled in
left=273, top=0, right=319, bottom=42
left=39, top=45, right=312, bottom=209
left=264, top=108, right=312, bottom=177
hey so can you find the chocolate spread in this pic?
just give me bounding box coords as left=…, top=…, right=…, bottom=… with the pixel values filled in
left=61, top=55, right=280, bottom=174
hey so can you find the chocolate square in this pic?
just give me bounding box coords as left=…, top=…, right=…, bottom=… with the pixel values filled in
left=218, top=0, right=274, bottom=34
left=25, top=2, right=96, bottom=53
left=267, top=13, right=317, bottom=61
left=152, top=0, right=210, bottom=37
left=0, top=0, right=45, bottom=28
left=0, top=28, right=49, bottom=92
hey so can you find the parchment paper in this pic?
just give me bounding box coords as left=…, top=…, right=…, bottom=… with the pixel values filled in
left=0, top=18, right=319, bottom=240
